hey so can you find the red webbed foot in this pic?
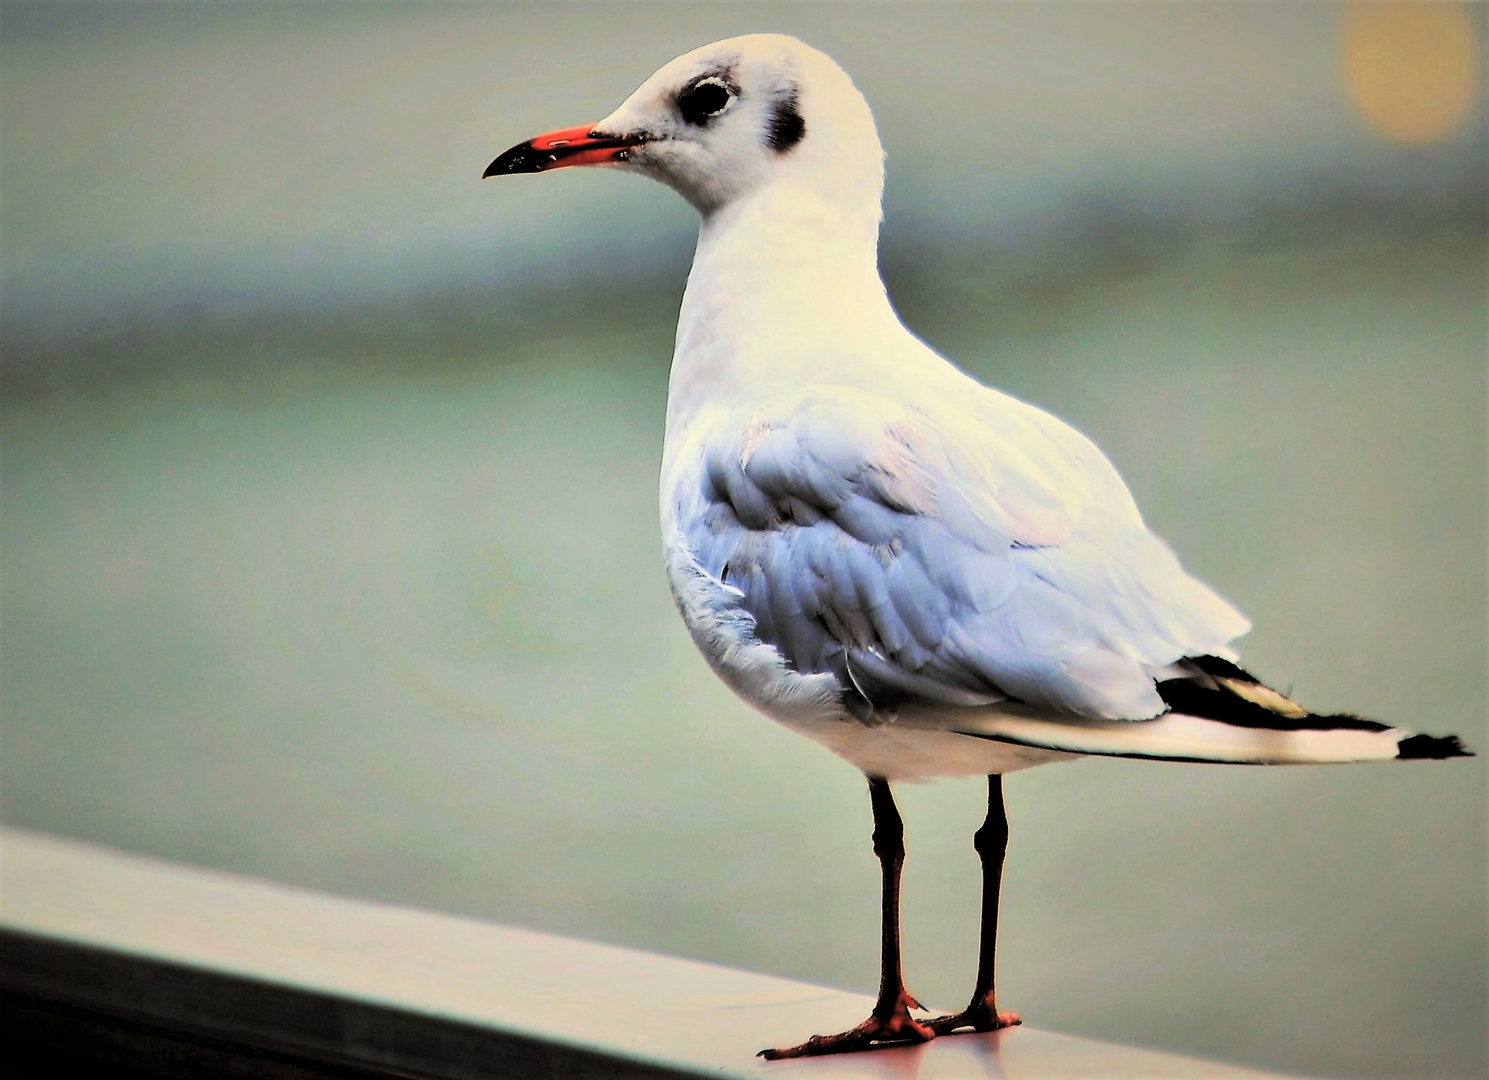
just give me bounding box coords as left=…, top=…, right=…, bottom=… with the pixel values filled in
left=924, top=994, right=1021, bottom=1036
left=758, top=990, right=933, bottom=1059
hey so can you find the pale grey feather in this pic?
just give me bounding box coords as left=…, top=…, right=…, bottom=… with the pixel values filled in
left=677, top=388, right=1250, bottom=723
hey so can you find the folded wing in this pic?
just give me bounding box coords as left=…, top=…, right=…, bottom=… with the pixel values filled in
left=677, top=384, right=1251, bottom=723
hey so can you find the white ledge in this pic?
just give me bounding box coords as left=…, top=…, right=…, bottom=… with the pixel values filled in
left=0, top=826, right=1292, bottom=1078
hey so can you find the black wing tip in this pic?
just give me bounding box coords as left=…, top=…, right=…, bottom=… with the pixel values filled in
left=1158, top=662, right=1392, bottom=734
left=1396, top=733, right=1474, bottom=760
left=1187, top=654, right=1255, bottom=682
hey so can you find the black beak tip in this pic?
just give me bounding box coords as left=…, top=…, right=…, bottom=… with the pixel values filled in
left=482, top=142, right=547, bottom=179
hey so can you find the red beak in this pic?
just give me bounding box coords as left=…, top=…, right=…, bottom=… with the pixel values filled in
left=483, top=123, right=642, bottom=177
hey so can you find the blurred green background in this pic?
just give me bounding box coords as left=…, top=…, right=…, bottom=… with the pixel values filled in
left=2, top=4, right=1484, bottom=1078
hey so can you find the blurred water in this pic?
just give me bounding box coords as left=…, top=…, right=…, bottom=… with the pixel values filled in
left=3, top=1, right=1479, bottom=329
left=2, top=4, right=1485, bottom=1079
left=4, top=230, right=1483, bottom=1080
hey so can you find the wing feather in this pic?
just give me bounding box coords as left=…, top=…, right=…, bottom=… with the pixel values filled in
left=678, top=384, right=1250, bottom=722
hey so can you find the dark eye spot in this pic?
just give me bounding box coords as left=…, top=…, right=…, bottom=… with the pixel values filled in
left=678, top=77, right=734, bottom=126
left=767, top=91, right=805, bottom=153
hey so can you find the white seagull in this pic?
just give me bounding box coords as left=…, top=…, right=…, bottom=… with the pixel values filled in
left=485, top=34, right=1470, bottom=1059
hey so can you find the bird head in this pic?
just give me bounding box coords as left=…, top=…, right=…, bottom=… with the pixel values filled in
left=484, top=34, right=884, bottom=217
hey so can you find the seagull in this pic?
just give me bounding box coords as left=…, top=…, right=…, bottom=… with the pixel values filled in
left=484, top=33, right=1471, bottom=1059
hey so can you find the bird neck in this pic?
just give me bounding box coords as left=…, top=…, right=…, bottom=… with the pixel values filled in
left=663, top=180, right=906, bottom=445
left=692, top=176, right=888, bottom=311
left=670, top=177, right=901, bottom=417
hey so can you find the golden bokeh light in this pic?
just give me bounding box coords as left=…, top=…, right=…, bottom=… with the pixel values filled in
left=1342, top=2, right=1480, bottom=143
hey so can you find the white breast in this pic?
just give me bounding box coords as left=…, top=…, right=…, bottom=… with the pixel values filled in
left=660, top=454, right=1073, bottom=780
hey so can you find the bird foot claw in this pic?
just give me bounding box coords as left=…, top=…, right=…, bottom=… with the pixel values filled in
left=924, top=1001, right=1021, bottom=1036
left=758, top=992, right=933, bottom=1059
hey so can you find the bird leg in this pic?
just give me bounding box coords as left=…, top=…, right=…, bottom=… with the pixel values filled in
left=926, top=774, right=1022, bottom=1036
left=759, top=775, right=934, bottom=1059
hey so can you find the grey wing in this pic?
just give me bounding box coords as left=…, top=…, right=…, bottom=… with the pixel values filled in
left=678, top=390, right=1250, bottom=723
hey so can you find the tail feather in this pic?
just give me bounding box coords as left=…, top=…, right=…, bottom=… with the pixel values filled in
left=1396, top=733, right=1472, bottom=760
left=944, top=655, right=1473, bottom=765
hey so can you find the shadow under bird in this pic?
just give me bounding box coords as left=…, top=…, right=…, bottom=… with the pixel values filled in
left=484, top=33, right=1471, bottom=1060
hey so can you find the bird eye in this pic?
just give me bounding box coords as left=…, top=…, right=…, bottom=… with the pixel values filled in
left=678, top=77, right=734, bottom=125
